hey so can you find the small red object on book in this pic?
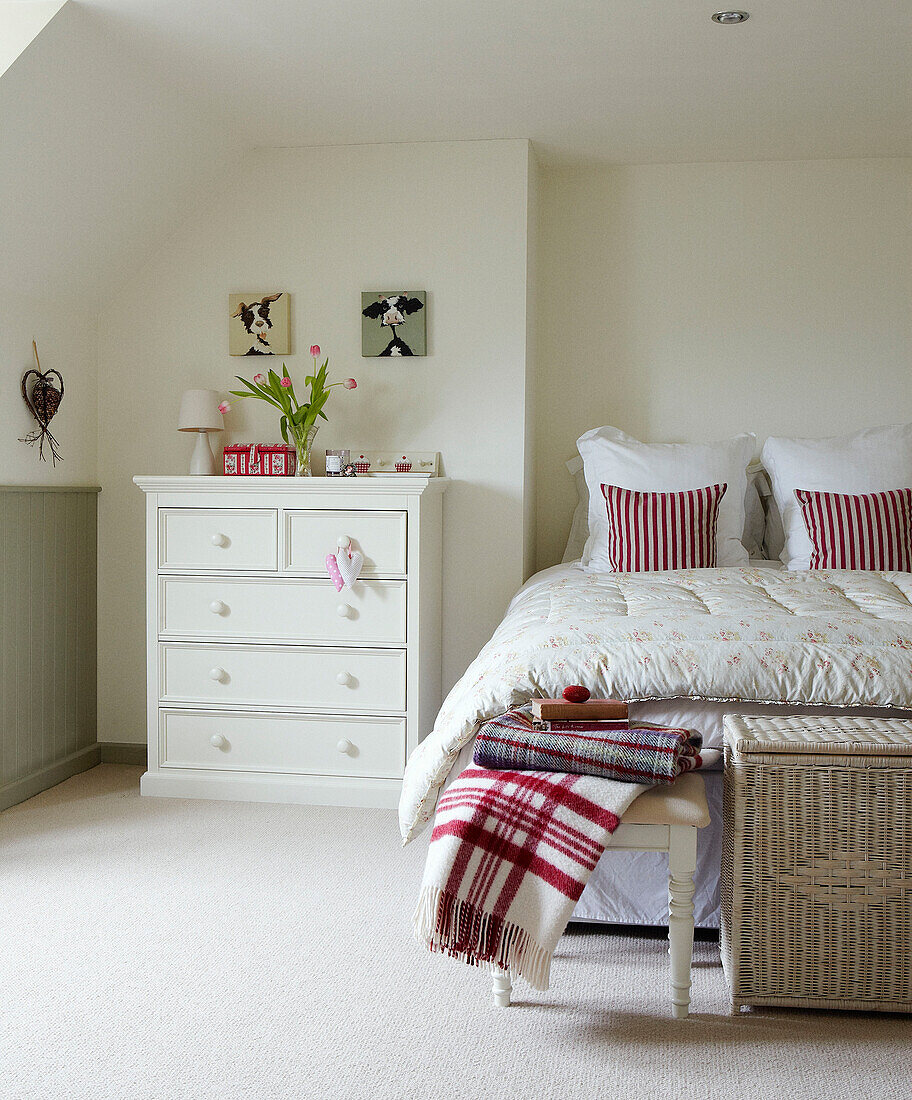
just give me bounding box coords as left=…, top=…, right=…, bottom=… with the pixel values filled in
left=562, top=685, right=590, bottom=703
left=532, top=698, right=628, bottom=721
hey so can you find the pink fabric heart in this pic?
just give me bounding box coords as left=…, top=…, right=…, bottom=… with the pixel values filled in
left=325, top=553, right=345, bottom=592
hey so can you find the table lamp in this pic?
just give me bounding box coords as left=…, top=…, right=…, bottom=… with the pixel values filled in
left=178, top=389, right=223, bottom=475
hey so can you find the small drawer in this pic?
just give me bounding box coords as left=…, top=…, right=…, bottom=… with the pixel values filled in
left=160, top=709, right=405, bottom=778
left=159, top=509, right=277, bottom=572
left=159, top=576, right=406, bottom=645
left=160, top=643, right=406, bottom=713
left=285, top=510, right=406, bottom=575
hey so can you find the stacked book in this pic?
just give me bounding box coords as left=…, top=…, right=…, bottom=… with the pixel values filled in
left=531, top=697, right=628, bottom=733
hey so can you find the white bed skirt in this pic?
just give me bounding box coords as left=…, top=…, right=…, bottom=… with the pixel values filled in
left=573, top=770, right=723, bottom=928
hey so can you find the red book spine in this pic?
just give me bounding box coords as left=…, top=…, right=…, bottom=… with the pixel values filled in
left=532, top=699, right=628, bottom=720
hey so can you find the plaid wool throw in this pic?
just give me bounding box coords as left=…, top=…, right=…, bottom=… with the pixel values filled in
left=473, top=708, right=702, bottom=783
left=413, top=765, right=646, bottom=989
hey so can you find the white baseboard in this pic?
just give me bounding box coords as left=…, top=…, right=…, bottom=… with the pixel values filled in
left=140, top=768, right=401, bottom=808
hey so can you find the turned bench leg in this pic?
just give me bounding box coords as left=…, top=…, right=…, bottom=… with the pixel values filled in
left=491, top=967, right=512, bottom=1007
left=667, top=825, right=697, bottom=1019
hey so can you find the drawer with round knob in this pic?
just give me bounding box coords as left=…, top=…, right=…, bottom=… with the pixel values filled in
left=284, top=509, right=406, bottom=575
left=160, top=642, right=407, bottom=712
left=159, top=709, right=406, bottom=778
left=159, top=576, right=406, bottom=645
left=158, top=508, right=278, bottom=572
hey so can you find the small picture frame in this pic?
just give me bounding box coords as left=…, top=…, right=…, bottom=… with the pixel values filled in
left=229, top=293, right=290, bottom=356
left=361, top=292, right=426, bottom=357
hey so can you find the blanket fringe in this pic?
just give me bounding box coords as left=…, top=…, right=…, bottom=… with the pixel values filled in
left=413, top=886, right=552, bottom=991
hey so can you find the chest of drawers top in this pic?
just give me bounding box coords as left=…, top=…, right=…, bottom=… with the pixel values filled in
left=134, top=475, right=447, bottom=577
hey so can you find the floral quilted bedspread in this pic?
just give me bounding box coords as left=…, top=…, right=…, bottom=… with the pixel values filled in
left=399, top=566, right=912, bottom=841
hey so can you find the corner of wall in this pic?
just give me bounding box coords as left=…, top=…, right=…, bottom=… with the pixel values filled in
left=522, top=141, right=542, bottom=581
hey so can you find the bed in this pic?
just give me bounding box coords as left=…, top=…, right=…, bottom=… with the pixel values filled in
left=400, top=562, right=912, bottom=927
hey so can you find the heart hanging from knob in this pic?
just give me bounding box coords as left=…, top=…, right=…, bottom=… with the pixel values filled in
left=19, top=340, right=64, bottom=465
left=336, top=548, right=364, bottom=589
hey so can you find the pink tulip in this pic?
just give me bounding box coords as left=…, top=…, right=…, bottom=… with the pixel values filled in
left=310, top=344, right=321, bottom=358
left=217, top=400, right=231, bottom=414
left=343, top=378, right=357, bottom=390
left=280, top=376, right=292, bottom=388
left=253, top=373, right=267, bottom=385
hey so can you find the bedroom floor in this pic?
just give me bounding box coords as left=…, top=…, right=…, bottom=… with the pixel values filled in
left=1, top=766, right=908, bottom=1100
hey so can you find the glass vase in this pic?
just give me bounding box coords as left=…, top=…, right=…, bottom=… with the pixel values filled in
left=291, top=424, right=319, bottom=477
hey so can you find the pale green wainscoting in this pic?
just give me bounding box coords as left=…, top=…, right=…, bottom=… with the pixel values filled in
left=0, top=485, right=102, bottom=811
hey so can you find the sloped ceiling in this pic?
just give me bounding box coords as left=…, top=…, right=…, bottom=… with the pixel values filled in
left=0, top=1, right=67, bottom=78
left=0, top=2, right=237, bottom=307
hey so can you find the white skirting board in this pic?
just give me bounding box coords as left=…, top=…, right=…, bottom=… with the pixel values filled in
left=139, top=769, right=402, bottom=808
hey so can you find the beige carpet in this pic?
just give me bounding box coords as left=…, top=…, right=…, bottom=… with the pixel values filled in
left=1, top=766, right=909, bottom=1100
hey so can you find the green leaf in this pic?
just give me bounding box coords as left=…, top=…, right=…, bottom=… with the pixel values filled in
left=280, top=416, right=288, bottom=444
left=231, top=389, right=282, bottom=411
left=235, top=376, right=264, bottom=395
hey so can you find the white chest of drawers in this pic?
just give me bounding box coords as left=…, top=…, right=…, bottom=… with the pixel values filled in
left=134, top=475, right=447, bottom=807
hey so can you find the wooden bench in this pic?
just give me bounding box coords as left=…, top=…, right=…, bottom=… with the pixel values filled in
left=491, top=773, right=710, bottom=1017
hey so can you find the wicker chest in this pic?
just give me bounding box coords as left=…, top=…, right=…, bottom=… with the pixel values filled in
left=721, top=715, right=912, bottom=1014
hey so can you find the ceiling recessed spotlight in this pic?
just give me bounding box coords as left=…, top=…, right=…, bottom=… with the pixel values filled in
left=712, top=10, right=750, bottom=23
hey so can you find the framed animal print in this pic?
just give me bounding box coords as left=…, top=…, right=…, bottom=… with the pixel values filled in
left=229, top=293, right=290, bottom=356
left=361, top=292, right=426, bottom=357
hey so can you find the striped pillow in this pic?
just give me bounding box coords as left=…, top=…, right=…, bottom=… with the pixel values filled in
left=600, top=483, right=727, bottom=572
left=794, top=488, right=912, bottom=571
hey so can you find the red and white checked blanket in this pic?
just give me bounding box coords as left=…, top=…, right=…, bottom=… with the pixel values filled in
left=414, top=766, right=647, bottom=989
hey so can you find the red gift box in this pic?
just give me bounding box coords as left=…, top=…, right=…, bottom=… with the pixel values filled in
left=223, top=442, right=297, bottom=476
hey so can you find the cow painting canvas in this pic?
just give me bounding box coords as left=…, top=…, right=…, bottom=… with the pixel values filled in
left=229, top=293, right=290, bottom=355
left=361, top=292, right=426, bottom=357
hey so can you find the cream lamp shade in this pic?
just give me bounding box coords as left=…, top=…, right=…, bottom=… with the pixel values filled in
left=178, top=389, right=223, bottom=475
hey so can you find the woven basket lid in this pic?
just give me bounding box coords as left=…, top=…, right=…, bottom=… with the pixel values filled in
left=723, top=714, right=912, bottom=759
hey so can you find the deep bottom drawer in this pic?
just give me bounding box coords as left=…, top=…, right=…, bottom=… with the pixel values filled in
left=160, top=709, right=406, bottom=778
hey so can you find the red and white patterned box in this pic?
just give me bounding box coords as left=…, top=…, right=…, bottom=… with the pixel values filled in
left=223, top=442, right=297, bottom=476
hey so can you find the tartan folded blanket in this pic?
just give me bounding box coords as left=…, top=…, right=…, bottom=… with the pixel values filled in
left=473, top=708, right=702, bottom=784
left=414, top=765, right=647, bottom=989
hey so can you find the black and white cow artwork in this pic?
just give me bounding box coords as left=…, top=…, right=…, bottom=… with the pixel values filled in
left=232, top=293, right=283, bottom=354
left=361, top=295, right=424, bottom=356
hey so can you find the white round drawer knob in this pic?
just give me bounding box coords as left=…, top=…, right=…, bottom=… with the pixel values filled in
left=336, top=671, right=353, bottom=686
left=337, top=739, right=354, bottom=755
left=209, top=734, right=227, bottom=749
left=336, top=604, right=351, bottom=619
left=209, top=667, right=227, bottom=682
left=209, top=600, right=227, bottom=615
left=336, top=535, right=351, bottom=550
left=210, top=533, right=228, bottom=547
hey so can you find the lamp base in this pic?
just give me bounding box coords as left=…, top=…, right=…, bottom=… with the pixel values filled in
left=188, top=431, right=217, bottom=475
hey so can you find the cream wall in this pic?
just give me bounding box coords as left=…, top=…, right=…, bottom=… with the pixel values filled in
left=96, top=139, right=533, bottom=744
left=535, top=159, right=912, bottom=570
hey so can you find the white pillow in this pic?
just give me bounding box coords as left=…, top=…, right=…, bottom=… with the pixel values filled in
left=564, top=453, right=769, bottom=564
left=761, top=423, right=912, bottom=570
left=578, top=426, right=756, bottom=572
left=562, top=456, right=589, bottom=563
left=742, top=462, right=767, bottom=560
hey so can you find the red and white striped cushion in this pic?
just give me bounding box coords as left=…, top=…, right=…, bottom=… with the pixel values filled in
left=794, top=488, right=912, bottom=571
left=599, top=483, right=727, bottom=572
